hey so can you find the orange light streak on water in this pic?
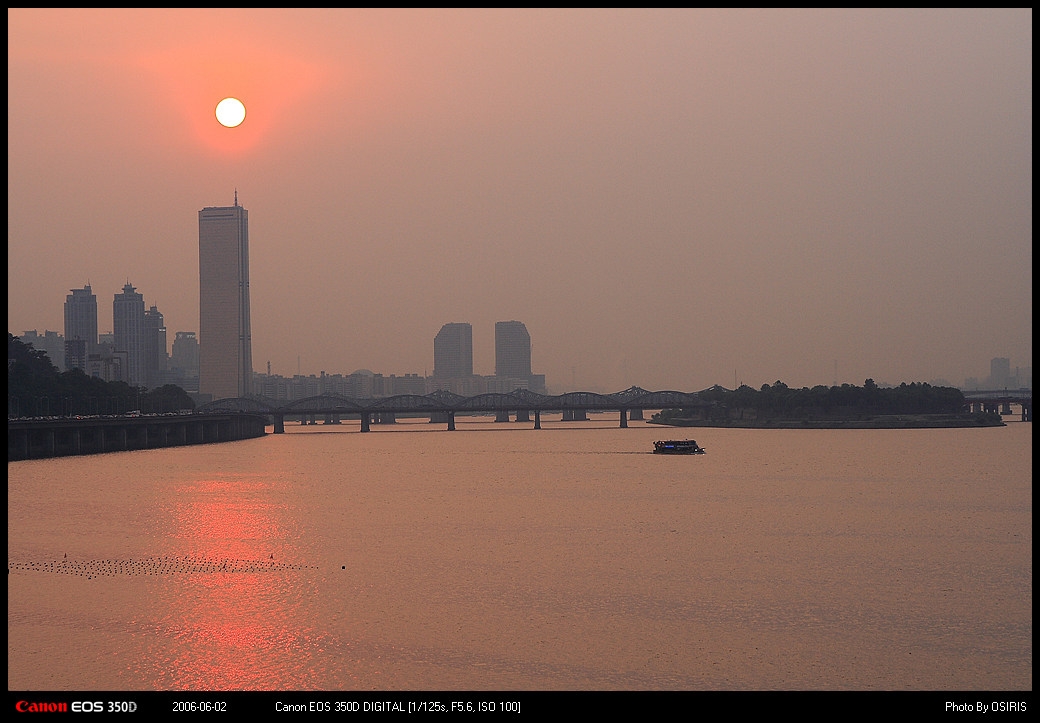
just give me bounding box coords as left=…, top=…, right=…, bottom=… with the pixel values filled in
left=141, top=474, right=326, bottom=690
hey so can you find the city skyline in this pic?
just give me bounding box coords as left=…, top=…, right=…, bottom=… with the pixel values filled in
left=15, top=262, right=1036, bottom=395
left=18, top=309, right=1032, bottom=394
left=8, top=9, right=1032, bottom=392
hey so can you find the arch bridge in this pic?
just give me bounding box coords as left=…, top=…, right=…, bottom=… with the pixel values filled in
left=196, top=387, right=712, bottom=433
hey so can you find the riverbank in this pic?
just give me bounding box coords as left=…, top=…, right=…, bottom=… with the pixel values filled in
left=649, top=413, right=1006, bottom=429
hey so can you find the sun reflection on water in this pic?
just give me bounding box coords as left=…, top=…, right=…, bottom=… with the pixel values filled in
left=137, top=474, right=324, bottom=690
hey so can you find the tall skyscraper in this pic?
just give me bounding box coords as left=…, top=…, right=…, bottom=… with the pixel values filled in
left=143, top=304, right=168, bottom=389
left=433, top=323, right=473, bottom=379
left=64, top=284, right=97, bottom=371
left=199, top=196, right=253, bottom=399
left=113, top=282, right=146, bottom=387
left=495, top=321, right=532, bottom=379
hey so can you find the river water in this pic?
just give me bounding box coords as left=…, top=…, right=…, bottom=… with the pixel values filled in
left=7, top=414, right=1031, bottom=691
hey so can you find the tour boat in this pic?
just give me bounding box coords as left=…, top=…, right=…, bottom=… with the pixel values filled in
left=653, top=439, right=705, bottom=455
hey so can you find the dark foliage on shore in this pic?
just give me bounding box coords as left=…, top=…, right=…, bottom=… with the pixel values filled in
left=654, top=378, right=973, bottom=424
left=8, top=333, right=195, bottom=417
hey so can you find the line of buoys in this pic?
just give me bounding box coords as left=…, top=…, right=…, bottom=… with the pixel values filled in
left=8, top=554, right=318, bottom=577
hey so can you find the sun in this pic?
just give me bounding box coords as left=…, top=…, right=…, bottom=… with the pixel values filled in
left=215, top=97, right=246, bottom=128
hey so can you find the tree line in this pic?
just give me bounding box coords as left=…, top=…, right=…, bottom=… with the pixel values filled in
left=8, top=333, right=195, bottom=417
left=656, top=379, right=971, bottom=422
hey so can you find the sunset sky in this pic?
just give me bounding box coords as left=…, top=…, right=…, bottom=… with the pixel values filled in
left=8, top=8, right=1032, bottom=393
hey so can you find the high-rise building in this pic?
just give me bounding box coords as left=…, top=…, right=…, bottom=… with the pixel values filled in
left=199, top=196, right=253, bottom=399
left=113, top=282, right=146, bottom=387
left=64, top=284, right=97, bottom=371
left=492, top=320, right=546, bottom=393
left=143, top=304, right=168, bottom=389
left=88, top=333, right=126, bottom=384
left=495, top=321, right=532, bottom=379
left=989, top=357, right=1012, bottom=389
left=170, top=331, right=200, bottom=392
left=433, top=323, right=473, bottom=379
left=19, top=330, right=65, bottom=371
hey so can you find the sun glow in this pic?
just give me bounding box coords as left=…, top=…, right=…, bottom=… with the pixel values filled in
left=215, top=97, right=246, bottom=128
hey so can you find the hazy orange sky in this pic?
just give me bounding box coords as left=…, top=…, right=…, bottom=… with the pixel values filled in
left=8, top=8, right=1032, bottom=392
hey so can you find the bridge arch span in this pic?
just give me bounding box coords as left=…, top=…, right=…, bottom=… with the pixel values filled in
left=618, top=390, right=705, bottom=408
left=282, top=395, right=366, bottom=415
left=371, top=394, right=448, bottom=412
left=457, top=393, right=531, bottom=412
left=555, top=391, right=618, bottom=410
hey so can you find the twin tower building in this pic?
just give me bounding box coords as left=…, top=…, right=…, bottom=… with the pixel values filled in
left=432, top=320, right=546, bottom=396
left=200, top=196, right=544, bottom=401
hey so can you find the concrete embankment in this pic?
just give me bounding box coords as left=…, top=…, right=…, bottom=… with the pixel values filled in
left=8, top=413, right=268, bottom=461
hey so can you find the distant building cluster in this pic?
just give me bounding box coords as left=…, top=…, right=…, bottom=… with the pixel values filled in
left=253, top=369, right=428, bottom=402
left=963, top=357, right=1032, bottom=391
left=20, top=282, right=198, bottom=394
left=17, top=196, right=552, bottom=403
left=252, top=320, right=546, bottom=402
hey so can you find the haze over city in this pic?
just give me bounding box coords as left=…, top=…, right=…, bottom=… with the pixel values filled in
left=8, top=8, right=1032, bottom=393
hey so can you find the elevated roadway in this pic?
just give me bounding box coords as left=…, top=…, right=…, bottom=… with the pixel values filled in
left=962, top=390, right=1032, bottom=421
left=8, top=412, right=268, bottom=460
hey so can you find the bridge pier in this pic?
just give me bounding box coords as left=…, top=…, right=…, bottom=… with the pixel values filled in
left=516, top=409, right=530, bottom=423
left=274, top=414, right=285, bottom=433
left=360, top=412, right=370, bottom=433
left=495, top=411, right=510, bottom=422
left=619, top=409, right=628, bottom=428
left=447, top=412, right=455, bottom=431
left=533, top=410, right=541, bottom=429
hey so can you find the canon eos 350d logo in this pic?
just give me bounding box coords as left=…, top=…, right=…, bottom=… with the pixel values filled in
left=15, top=700, right=137, bottom=713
